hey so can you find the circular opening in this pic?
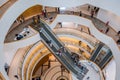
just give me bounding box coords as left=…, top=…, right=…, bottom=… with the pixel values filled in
left=57, top=76, right=68, bottom=80
left=60, top=79, right=65, bottom=80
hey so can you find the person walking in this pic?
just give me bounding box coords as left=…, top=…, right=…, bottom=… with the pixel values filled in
left=56, top=49, right=62, bottom=56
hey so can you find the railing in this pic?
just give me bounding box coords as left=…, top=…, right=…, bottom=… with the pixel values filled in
left=54, top=28, right=98, bottom=48
left=18, top=39, right=52, bottom=80
left=27, top=50, right=50, bottom=80
left=17, top=45, right=33, bottom=80
left=59, top=37, right=92, bottom=57
left=63, top=41, right=90, bottom=59
left=22, top=43, right=45, bottom=80
left=17, top=41, right=41, bottom=80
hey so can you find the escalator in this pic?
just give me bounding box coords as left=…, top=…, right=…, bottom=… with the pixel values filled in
left=90, top=42, right=104, bottom=61
left=34, top=20, right=89, bottom=80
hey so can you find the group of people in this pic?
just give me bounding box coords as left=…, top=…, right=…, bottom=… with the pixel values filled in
left=4, top=63, right=9, bottom=75
left=87, top=5, right=99, bottom=18
left=56, top=46, right=66, bottom=56
left=46, top=40, right=53, bottom=47
left=42, top=9, right=47, bottom=18
left=71, top=52, right=80, bottom=65
left=116, top=31, right=120, bottom=44
left=104, top=23, right=120, bottom=45
left=14, top=15, right=25, bottom=24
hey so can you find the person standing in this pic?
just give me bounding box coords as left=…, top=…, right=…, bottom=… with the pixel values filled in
left=46, top=40, right=52, bottom=47
left=105, top=21, right=109, bottom=26
left=56, top=49, right=62, bottom=56
left=79, top=11, right=82, bottom=16
left=42, top=10, right=47, bottom=18
left=79, top=41, right=82, bottom=45
left=4, top=63, right=9, bottom=75
left=87, top=76, right=90, bottom=80
left=14, top=75, right=19, bottom=79
left=57, top=7, right=60, bottom=14
left=59, top=22, right=62, bottom=28
left=37, top=15, right=40, bottom=23
left=87, top=5, right=90, bottom=11
left=105, top=27, right=109, bottom=34
left=95, top=7, right=100, bottom=14
left=94, top=7, right=97, bottom=11
left=60, top=46, right=66, bottom=52
left=117, top=38, right=120, bottom=44
left=117, top=31, right=120, bottom=36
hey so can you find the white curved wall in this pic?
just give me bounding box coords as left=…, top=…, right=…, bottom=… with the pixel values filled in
left=4, top=33, right=40, bottom=64
left=103, top=59, right=116, bottom=80
left=0, top=0, right=120, bottom=80
left=97, top=8, right=120, bottom=32
left=0, top=0, right=8, bottom=7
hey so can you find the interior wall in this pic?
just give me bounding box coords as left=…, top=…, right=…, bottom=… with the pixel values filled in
left=97, top=8, right=120, bottom=32
left=3, top=48, right=18, bottom=65
left=20, top=5, right=42, bottom=19
left=45, top=7, right=56, bottom=12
